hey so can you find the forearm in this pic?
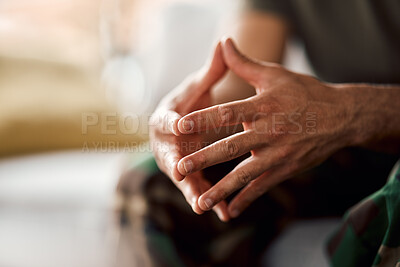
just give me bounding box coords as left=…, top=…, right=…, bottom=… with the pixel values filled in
left=212, top=10, right=289, bottom=105
left=203, top=11, right=289, bottom=142
left=341, top=83, right=400, bottom=153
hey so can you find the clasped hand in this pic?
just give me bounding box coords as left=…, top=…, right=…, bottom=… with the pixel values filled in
left=150, top=38, right=353, bottom=221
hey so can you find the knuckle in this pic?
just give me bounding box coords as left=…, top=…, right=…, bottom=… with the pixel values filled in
left=257, top=97, right=279, bottom=114
left=196, top=153, right=207, bottom=169
left=275, top=147, right=291, bottom=162
left=256, top=102, right=270, bottom=114
left=217, top=105, right=234, bottom=125
left=273, top=124, right=288, bottom=136
left=236, top=169, right=252, bottom=187
left=218, top=189, right=229, bottom=201
left=223, top=139, right=240, bottom=160
left=247, top=99, right=258, bottom=114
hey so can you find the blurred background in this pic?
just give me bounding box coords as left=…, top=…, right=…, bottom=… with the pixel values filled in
left=0, top=0, right=314, bottom=266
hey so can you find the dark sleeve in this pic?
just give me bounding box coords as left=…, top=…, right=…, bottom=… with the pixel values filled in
left=245, top=0, right=292, bottom=19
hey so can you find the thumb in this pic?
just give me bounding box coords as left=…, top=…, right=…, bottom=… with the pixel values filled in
left=178, top=41, right=228, bottom=113
left=220, top=38, right=265, bottom=87
left=198, top=40, right=228, bottom=91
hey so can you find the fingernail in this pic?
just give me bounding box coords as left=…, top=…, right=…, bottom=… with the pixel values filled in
left=182, top=119, right=194, bottom=132
left=183, top=160, right=193, bottom=174
left=230, top=209, right=240, bottom=218
left=204, top=198, right=213, bottom=209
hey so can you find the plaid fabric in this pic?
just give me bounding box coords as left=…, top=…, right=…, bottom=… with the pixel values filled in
left=327, top=161, right=400, bottom=267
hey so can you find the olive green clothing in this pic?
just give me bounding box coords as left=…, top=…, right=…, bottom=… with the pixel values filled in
left=117, top=149, right=398, bottom=266
left=327, top=161, right=400, bottom=267
left=247, top=0, right=400, bottom=84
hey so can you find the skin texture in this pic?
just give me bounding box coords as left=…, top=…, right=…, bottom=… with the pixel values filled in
left=149, top=11, right=289, bottom=222
left=175, top=38, right=400, bottom=219
left=211, top=11, right=289, bottom=105
left=149, top=42, right=231, bottom=221
left=150, top=12, right=400, bottom=221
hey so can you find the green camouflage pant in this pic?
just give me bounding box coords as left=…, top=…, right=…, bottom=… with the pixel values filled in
left=327, top=161, right=400, bottom=267
left=117, top=147, right=399, bottom=266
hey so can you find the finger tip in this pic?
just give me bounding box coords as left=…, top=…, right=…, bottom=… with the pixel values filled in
left=171, top=164, right=185, bottom=181
left=228, top=207, right=241, bottom=219
left=178, top=159, right=194, bottom=176
left=222, top=38, right=242, bottom=63
left=221, top=35, right=232, bottom=44
left=175, top=175, right=185, bottom=182
left=221, top=37, right=234, bottom=48
left=191, top=202, right=204, bottom=215
left=212, top=203, right=230, bottom=222
left=170, top=119, right=181, bottom=136
left=215, top=39, right=222, bottom=50
left=193, top=209, right=203, bottom=215
left=197, top=195, right=206, bottom=210
left=172, top=130, right=180, bottom=136
left=177, top=117, right=195, bottom=134
left=213, top=209, right=225, bottom=222
left=176, top=160, right=187, bottom=176
left=198, top=195, right=213, bottom=211
left=176, top=173, right=185, bottom=182
left=220, top=213, right=230, bottom=223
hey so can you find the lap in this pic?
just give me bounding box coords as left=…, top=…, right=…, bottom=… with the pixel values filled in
left=117, top=147, right=398, bottom=266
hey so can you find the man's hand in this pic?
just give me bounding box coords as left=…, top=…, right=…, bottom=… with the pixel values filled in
left=176, top=38, right=356, bottom=218
left=149, top=42, right=231, bottom=221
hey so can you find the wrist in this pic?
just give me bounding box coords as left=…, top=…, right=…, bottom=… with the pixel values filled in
left=322, top=83, right=358, bottom=148
left=330, top=83, right=385, bottom=148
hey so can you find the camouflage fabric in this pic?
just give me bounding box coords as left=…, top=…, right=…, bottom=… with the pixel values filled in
left=327, top=161, right=400, bottom=267
left=116, top=147, right=398, bottom=266
left=117, top=151, right=288, bottom=266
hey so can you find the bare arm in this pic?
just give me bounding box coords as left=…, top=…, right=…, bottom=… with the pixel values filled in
left=207, top=10, right=289, bottom=142
left=149, top=10, right=289, bottom=221
left=212, top=10, right=289, bottom=105
left=176, top=39, right=400, bottom=218
left=340, top=83, right=400, bottom=153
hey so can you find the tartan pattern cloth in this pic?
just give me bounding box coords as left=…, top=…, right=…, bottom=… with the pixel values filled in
left=327, top=161, right=400, bottom=267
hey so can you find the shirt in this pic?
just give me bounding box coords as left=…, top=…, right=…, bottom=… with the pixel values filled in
left=247, top=0, right=400, bottom=84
